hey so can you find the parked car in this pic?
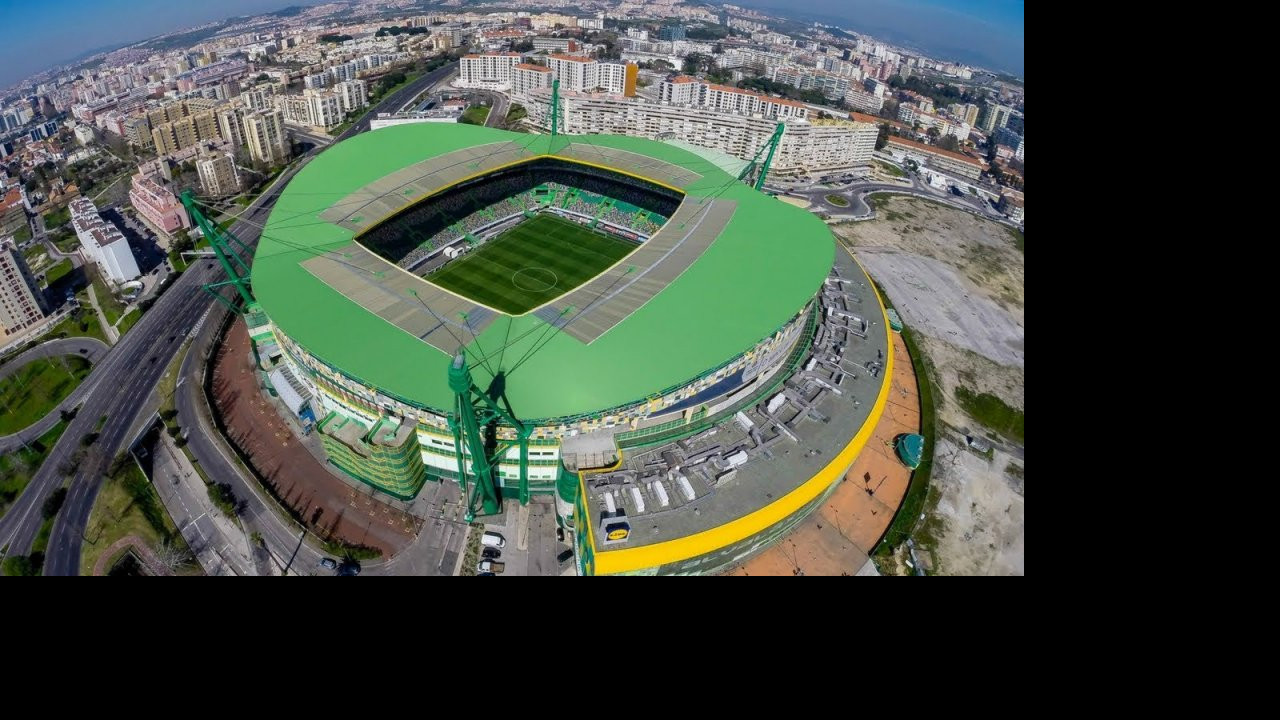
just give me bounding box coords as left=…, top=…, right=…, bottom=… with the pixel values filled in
left=481, top=531, right=506, bottom=549
left=337, top=560, right=361, bottom=576
left=476, top=560, right=505, bottom=573
left=320, top=558, right=338, bottom=570
left=481, top=547, right=501, bottom=560
left=557, top=549, right=574, bottom=564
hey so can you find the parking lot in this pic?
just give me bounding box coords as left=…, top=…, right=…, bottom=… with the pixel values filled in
left=473, top=497, right=573, bottom=576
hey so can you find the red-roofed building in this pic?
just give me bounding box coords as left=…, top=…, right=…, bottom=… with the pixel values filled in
left=0, top=186, right=26, bottom=239
left=886, top=135, right=985, bottom=179
left=658, top=77, right=809, bottom=120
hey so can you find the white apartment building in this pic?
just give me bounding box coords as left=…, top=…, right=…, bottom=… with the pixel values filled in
left=546, top=55, right=596, bottom=92
left=843, top=88, right=884, bottom=113
left=526, top=92, right=875, bottom=176
left=512, top=64, right=553, bottom=97
left=458, top=53, right=522, bottom=90
left=658, top=77, right=809, bottom=120
left=68, top=196, right=141, bottom=284
left=334, top=79, right=369, bottom=115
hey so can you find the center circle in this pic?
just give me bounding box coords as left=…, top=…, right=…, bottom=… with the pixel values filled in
left=512, top=267, right=559, bottom=292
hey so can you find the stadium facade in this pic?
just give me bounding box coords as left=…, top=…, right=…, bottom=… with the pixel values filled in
left=250, top=123, right=893, bottom=575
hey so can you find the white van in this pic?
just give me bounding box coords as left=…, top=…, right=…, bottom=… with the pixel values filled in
left=481, top=531, right=506, bottom=549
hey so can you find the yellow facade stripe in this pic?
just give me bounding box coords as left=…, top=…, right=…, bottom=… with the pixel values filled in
left=590, top=244, right=895, bottom=575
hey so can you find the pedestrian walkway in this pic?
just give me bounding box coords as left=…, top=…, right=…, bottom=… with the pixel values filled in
left=85, top=284, right=119, bottom=345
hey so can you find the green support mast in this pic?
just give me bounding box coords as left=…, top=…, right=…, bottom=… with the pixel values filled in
left=179, top=190, right=255, bottom=310
left=736, top=121, right=786, bottom=191
left=447, top=354, right=532, bottom=522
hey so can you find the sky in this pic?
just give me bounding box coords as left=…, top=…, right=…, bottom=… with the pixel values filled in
left=727, top=0, right=1024, bottom=76
left=0, top=0, right=1024, bottom=91
left=0, top=0, right=312, bottom=90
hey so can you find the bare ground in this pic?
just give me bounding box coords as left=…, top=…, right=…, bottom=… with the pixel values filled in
left=832, top=195, right=1025, bottom=576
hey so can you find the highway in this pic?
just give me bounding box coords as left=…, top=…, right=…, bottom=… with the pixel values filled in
left=0, top=156, right=309, bottom=574
left=0, top=61, right=465, bottom=576
left=333, top=62, right=459, bottom=142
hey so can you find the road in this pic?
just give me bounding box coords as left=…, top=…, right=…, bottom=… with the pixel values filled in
left=776, top=175, right=1013, bottom=225
left=0, top=153, right=312, bottom=574
left=332, top=62, right=458, bottom=142
left=468, top=89, right=510, bottom=128
left=0, top=337, right=110, bottom=453
left=0, top=61, right=465, bottom=576
left=172, top=299, right=326, bottom=575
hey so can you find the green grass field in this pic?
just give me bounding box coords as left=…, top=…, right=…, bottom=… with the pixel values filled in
left=426, top=214, right=637, bottom=315
left=0, top=356, right=92, bottom=434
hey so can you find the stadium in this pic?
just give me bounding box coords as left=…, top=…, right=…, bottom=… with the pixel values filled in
left=247, top=122, right=893, bottom=575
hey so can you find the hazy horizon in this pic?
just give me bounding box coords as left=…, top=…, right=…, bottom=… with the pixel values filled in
left=0, top=0, right=1024, bottom=93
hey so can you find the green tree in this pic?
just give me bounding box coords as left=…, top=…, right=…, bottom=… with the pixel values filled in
left=875, top=123, right=890, bottom=150
left=42, top=487, right=67, bottom=519
left=1, top=555, right=37, bottom=576
left=936, top=135, right=960, bottom=152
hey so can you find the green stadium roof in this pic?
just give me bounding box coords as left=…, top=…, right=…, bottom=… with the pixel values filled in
left=253, top=123, right=835, bottom=420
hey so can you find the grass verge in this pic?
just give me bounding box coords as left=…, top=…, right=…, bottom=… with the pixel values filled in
left=870, top=280, right=938, bottom=555
left=79, top=455, right=196, bottom=576
left=116, top=308, right=142, bottom=336
left=0, top=420, right=68, bottom=519
left=825, top=194, right=850, bottom=207
left=88, top=267, right=126, bottom=326
left=875, top=160, right=907, bottom=178
left=954, top=385, right=1024, bottom=445
left=43, top=258, right=72, bottom=285
left=0, top=356, right=92, bottom=434
left=460, top=105, right=491, bottom=125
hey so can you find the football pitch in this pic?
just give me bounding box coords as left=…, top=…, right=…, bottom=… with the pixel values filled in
left=426, top=213, right=639, bottom=315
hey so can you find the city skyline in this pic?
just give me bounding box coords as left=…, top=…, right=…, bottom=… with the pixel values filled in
left=0, top=0, right=1024, bottom=92
left=0, top=0, right=314, bottom=90
left=729, top=0, right=1024, bottom=76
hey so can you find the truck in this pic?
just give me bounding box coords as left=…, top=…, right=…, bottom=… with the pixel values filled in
left=477, top=560, right=505, bottom=573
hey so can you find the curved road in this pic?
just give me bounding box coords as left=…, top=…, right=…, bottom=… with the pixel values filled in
left=0, top=337, right=110, bottom=453
left=0, top=60, right=462, bottom=576
left=0, top=155, right=313, bottom=574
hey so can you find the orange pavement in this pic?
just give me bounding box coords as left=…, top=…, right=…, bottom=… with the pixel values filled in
left=725, top=332, right=921, bottom=575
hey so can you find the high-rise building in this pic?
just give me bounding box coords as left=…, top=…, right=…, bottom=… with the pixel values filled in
left=196, top=151, right=241, bottom=196
left=512, top=63, right=553, bottom=98
left=525, top=91, right=871, bottom=175
left=244, top=109, right=289, bottom=166
left=0, top=243, right=48, bottom=338
left=123, top=115, right=153, bottom=149
left=547, top=54, right=598, bottom=92
left=658, top=24, right=686, bottom=41
left=334, top=79, right=368, bottom=115
left=978, top=102, right=1014, bottom=133
left=151, top=108, right=221, bottom=155
left=216, top=106, right=247, bottom=148
left=458, top=53, right=523, bottom=90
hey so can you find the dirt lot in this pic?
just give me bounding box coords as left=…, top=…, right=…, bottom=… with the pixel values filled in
left=212, top=321, right=417, bottom=556
left=833, top=195, right=1025, bottom=576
